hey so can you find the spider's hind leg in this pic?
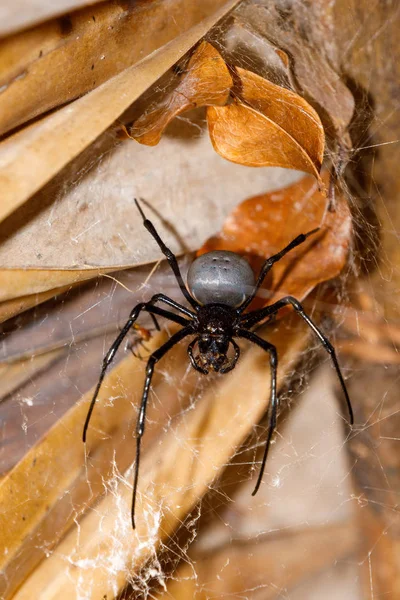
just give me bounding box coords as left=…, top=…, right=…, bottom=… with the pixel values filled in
left=241, top=296, right=354, bottom=425
left=237, top=329, right=278, bottom=495
left=83, top=302, right=191, bottom=444
left=131, top=325, right=193, bottom=528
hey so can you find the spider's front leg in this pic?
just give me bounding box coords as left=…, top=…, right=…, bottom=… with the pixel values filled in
left=131, top=325, right=193, bottom=528
left=135, top=199, right=200, bottom=310
left=82, top=300, right=190, bottom=443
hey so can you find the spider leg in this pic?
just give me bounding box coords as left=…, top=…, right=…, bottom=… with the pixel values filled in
left=147, top=293, right=196, bottom=319
left=82, top=302, right=190, bottom=443
left=239, top=229, right=319, bottom=312
left=138, top=293, right=196, bottom=334
left=132, top=325, right=193, bottom=528
left=241, top=296, right=353, bottom=424
left=237, top=329, right=278, bottom=495
left=148, top=313, right=161, bottom=331
left=135, top=199, right=199, bottom=310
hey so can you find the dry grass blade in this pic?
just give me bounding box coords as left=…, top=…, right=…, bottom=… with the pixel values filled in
left=129, top=41, right=232, bottom=146
left=0, top=267, right=129, bottom=303
left=0, top=330, right=170, bottom=598
left=207, top=66, right=324, bottom=181
left=156, top=522, right=358, bottom=599
left=0, top=0, right=241, bottom=225
left=0, top=350, right=64, bottom=401
left=0, top=284, right=73, bottom=324
left=0, top=1, right=95, bottom=38
left=0, top=267, right=135, bottom=324
left=5, top=321, right=309, bottom=599
left=0, top=0, right=240, bottom=137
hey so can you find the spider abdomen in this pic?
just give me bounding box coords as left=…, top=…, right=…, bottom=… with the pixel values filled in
left=187, top=251, right=255, bottom=307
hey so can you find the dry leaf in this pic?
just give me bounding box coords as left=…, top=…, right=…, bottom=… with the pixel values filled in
left=158, top=522, right=357, bottom=599
left=235, top=3, right=355, bottom=138
left=334, top=287, right=400, bottom=365
left=0, top=0, right=240, bottom=137
left=1, top=320, right=308, bottom=599
left=0, top=350, right=64, bottom=401
left=199, top=173, right=351, bottom=308
left=0, top=1, right=93, bottom=37
left=0, top=284, right=73, bottom=324
left=129, top=41, right=232, bottom=146
left=208, top=66, right=324, bottom=180
left=0, top=0, right=241, bottom=225
left=337, top=339, right=400, bottom=365
left=345, top=364, right=400, bottom=598
left=0, top=267, right=126, bottom=303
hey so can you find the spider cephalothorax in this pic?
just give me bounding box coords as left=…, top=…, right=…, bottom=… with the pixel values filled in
left=188, top=303, right=240, bottom=374
left=83, top=199, right=353, bottom=529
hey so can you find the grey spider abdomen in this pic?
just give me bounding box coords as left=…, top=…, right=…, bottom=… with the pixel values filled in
left=187, top=250, right=255, bottom=307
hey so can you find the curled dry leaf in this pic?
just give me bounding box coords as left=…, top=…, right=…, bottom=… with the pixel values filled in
left=208, top=66, right=324, bottom=181
left=199, top=173, right=351, bottom=309
left=129, top=41, right=232, bottom=145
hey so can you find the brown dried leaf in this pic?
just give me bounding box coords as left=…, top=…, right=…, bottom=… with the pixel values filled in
left=199, top=173, right=351, bottom=308
left=158, top=522, right=357, bottom=600
left=0, top=350, right=64, bottom=401
left=0, top=1, right=92, bottom=38
left=0, top=0, right=241, bottom=226
left=0, top=284, right=73, bottom=324
left=337, top=339, right=400, bottom=365
left=235, top=3, right=355, bottom=138
left=207, top=66, right=325, bottom=181
left=0, top=266, right=132, bottom=323
left=0, top=267, right=125, bottom=303
left=0, top=0, right=240, bottom=137
left=334, top=287, right=400, bottom=365
left=2, top=321, right=308, bottom=599
left=346, top=364, right=400, bottom=598
left=129, top=41, right=232, bottom=145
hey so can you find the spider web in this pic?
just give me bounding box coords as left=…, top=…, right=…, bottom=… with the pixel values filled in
left=1, top=1, right=399, bottom=598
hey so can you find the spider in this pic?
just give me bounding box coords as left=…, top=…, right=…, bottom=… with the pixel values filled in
left=83, top=199, right=354, bottom=529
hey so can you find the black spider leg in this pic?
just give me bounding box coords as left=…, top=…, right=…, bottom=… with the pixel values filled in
left=240, top=296, right=354, bottom=424
left=238, top=229, right=319, bottom=312
left=148, top=293, right=196, bottom=319
left=237, top=329, right=277, bottom=496
left=124, top=292, right=194, bottom=353
left=148, top=313, right=161, bottom=331
left=82, top=302, right=189, bottom=443
left=135, top=199, right=199, bottom=310
left=132, top=325, right=193, bottom=528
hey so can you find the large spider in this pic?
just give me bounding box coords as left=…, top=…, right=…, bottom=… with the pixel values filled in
left=83, top=199, right=353, bottom=529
